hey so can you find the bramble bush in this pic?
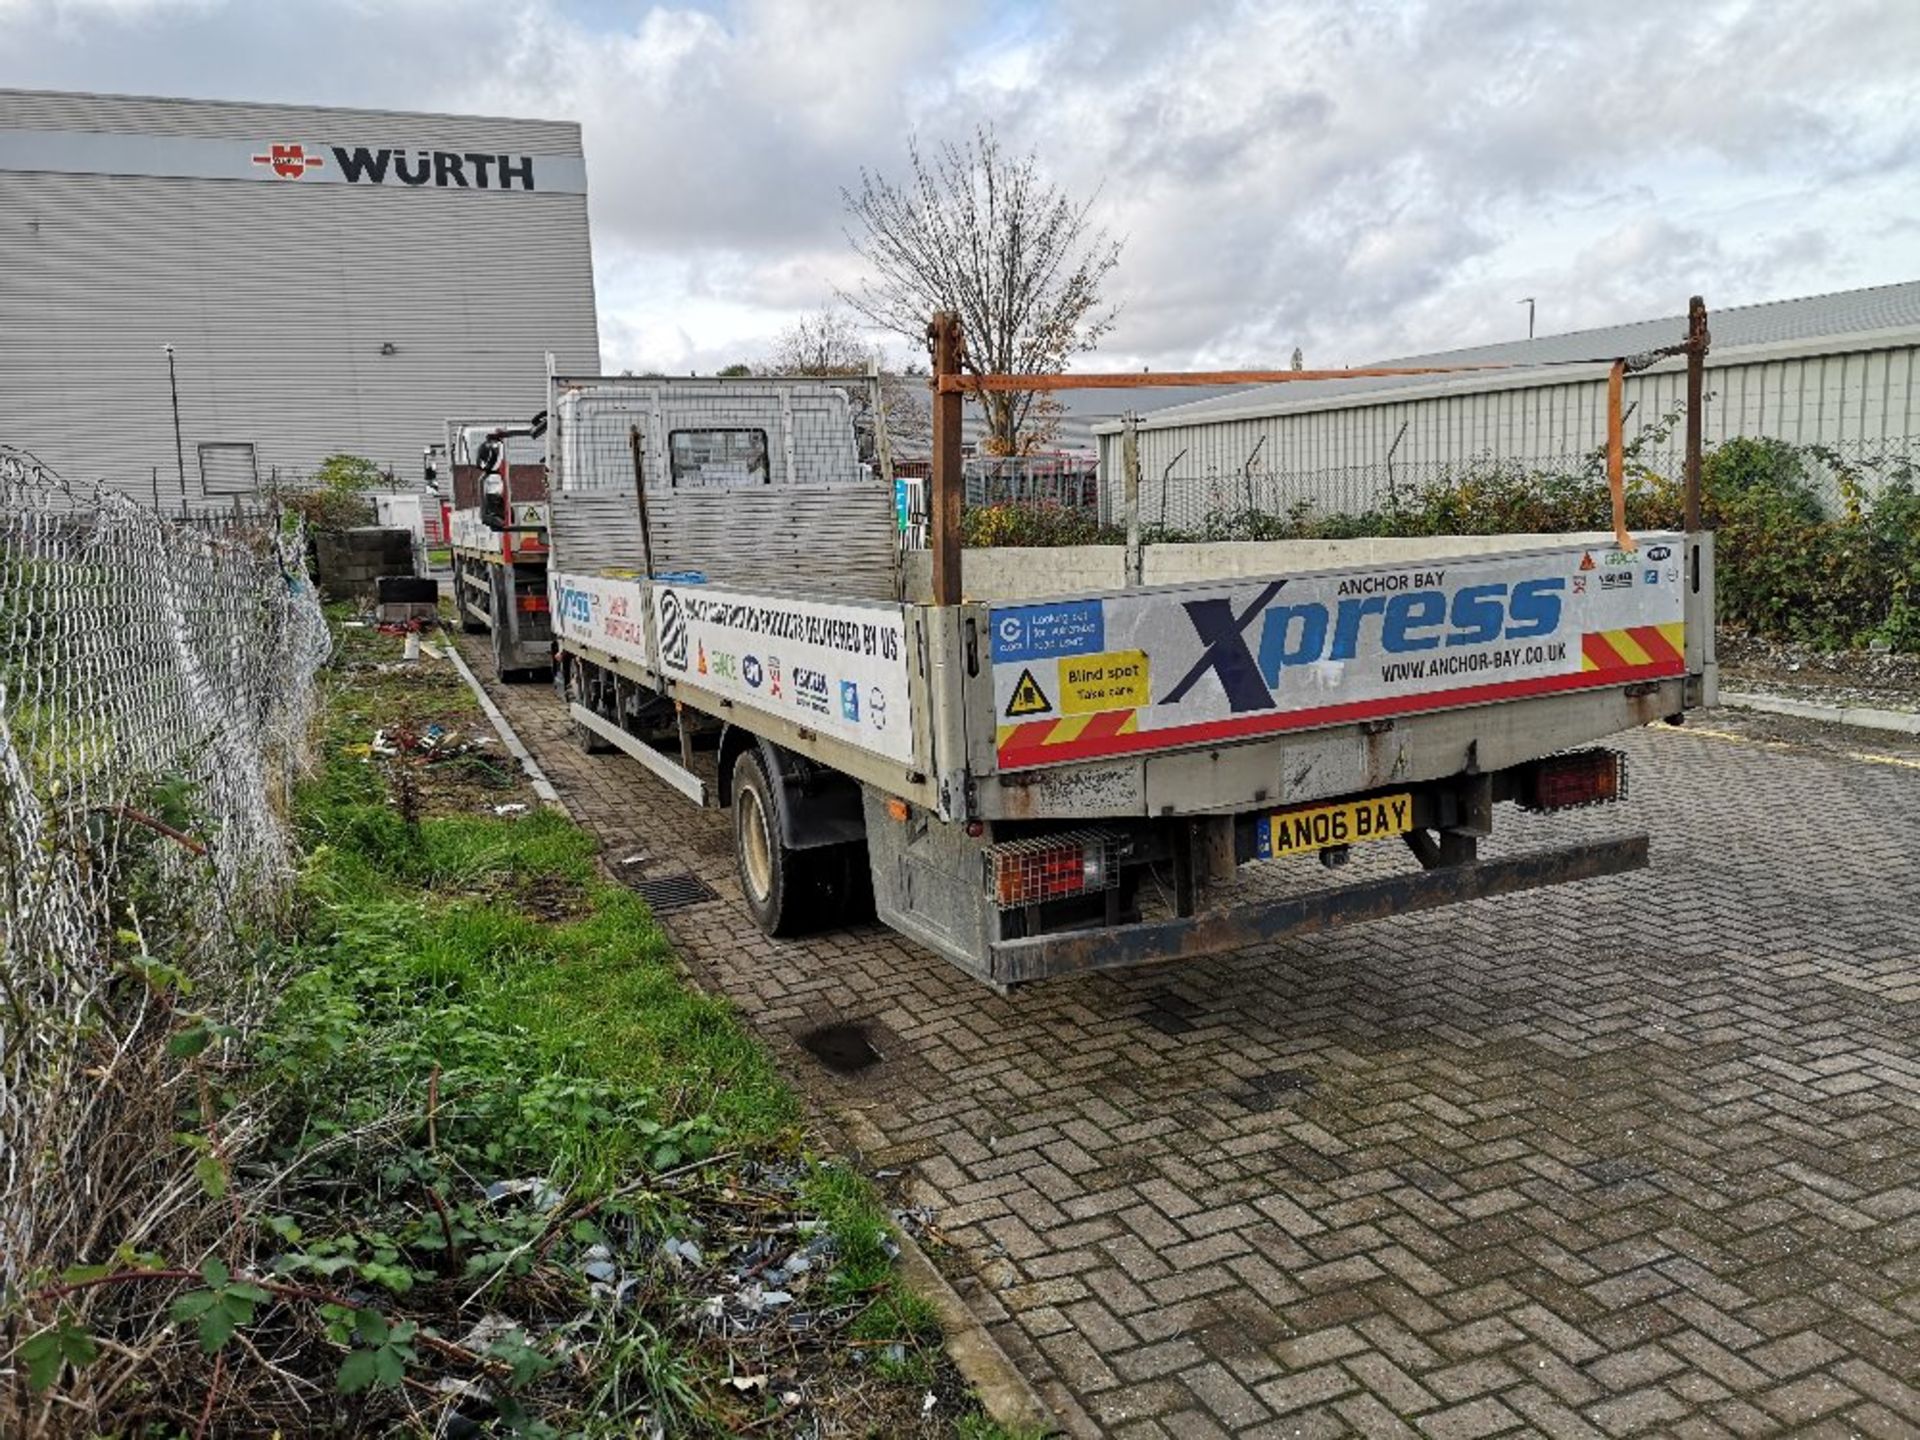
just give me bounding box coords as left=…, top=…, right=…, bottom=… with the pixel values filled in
left=277, top=451, right=383, bottom=530
left=963, top=497, right=1120, bottom=549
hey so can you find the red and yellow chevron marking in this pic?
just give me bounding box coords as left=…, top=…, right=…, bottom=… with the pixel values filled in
left=1582, top=622, right=1685, bottom=676
left=993, top=623, right=1689, bottom=770
left=997, top=708, right=1139, bottom=764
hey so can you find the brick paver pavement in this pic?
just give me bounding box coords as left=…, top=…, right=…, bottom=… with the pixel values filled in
left=469, top=653, right=1920, bottom=1439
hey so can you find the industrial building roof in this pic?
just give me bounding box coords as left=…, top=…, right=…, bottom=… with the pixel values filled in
left=1095, top=279, right=1920, bottom=435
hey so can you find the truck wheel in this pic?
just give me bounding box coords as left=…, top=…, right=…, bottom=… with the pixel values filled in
left=733, top=750, right=834, bottom=937
left=567, top=663, right=616, bottom=754
left=574, top=719, right=616, bottom=754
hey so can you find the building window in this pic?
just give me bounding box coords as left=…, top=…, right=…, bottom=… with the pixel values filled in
left=668, top=428, right=770, bottom=487
left=198, top=441, right=260, bottom=496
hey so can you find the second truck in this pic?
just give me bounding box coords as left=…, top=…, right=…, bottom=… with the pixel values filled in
left=446, top=415, right=554, bottom=679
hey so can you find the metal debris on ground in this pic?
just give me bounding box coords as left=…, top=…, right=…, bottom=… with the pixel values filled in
left=483, top=1177, right=563, bottom=1210
left=661, top=1237, right=704, bottom=1267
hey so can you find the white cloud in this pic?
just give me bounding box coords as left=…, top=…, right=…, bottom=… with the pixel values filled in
left=3, top=0, right=1919, bottom=374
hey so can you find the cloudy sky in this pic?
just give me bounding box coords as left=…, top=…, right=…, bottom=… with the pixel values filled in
left=4, top=0, right=1917, bottom=375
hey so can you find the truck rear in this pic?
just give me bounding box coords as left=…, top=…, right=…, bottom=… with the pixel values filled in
left=446, top=417, right=553, bottom=679
left=539, top=305, right=1716, bottom=988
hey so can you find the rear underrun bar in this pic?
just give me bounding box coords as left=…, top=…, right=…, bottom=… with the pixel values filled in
left=987, top=834, right=1649, bottom=985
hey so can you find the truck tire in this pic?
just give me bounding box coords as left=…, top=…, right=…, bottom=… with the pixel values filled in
left=566, top=661, right=616, bottom=754
left=733, top=750, right=838, bottom=937
left=574, top=718, right=616, bottom=754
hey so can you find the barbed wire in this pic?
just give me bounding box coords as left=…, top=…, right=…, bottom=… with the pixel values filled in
left=0, top=445, right=330, bottom=1291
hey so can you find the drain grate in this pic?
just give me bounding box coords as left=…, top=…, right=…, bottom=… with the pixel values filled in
left=625, top=870, right=718, bottom=913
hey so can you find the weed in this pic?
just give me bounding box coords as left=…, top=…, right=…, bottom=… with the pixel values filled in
left=581, top=1313, right=710, bottom=1434
left=802, top=1163, right=897, bottom=1300
left=851, top=1289, right=942, bottom=1344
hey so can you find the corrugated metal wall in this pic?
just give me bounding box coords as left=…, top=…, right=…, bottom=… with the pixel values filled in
left=1097, top=343, right=1920, bottom=518
left=0, top=90, right=599, bottom=507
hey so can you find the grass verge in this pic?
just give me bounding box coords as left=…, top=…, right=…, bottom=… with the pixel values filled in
left=12, top=616, right=1011, bottom=1436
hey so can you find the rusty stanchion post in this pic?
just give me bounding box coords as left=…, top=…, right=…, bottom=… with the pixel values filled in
left=1607, top=359, right=1633, bottom=552
left=1122, top=411, right=1143, bottom=587
left=928, top=312, right=965, bottom=606
left=1684, top=296, right=1709, bottom=533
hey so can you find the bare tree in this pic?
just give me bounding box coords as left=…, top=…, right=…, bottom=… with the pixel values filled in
left=759, top=308, right=930, bottom=459
left=764, top=310, right=871, bottom=375
left=840, top=125, right=1123, bottom=454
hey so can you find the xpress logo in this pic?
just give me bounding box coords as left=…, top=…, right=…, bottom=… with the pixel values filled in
left=556, top=585, right=594, bottom=627
left=1162, top=576, right=1567, bottom=713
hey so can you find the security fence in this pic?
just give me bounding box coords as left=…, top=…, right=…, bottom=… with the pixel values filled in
left=949, top=433, right=1920, bottom=648
left=0, top=445, right=330, bottom=1293
left=1115, top=436, right=1920, bottom=538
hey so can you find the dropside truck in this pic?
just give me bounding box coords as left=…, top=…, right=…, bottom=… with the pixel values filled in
left=522, top=307, right=1716, bottom=988
left=447, top=416, right=554, bottom=679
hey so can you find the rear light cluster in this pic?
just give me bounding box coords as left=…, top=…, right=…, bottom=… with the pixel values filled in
left=986, top=831, right=1121, bottom=909
left=1520, top=749, right=1628, bottom=812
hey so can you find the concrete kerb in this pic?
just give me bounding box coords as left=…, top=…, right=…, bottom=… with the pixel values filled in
left=834, top=1106, right=1060, bottom=1436
left=438, top=631, right=1059, bottom=1436
left=440, top=640, right=564, bottom=806
left=1720, top=688, right=1920, bottom=736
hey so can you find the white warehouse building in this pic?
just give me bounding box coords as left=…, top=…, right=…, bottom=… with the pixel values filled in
left=1094, top=282, right=1920, bottom=524
left=0, top=88, right=601, bottom=506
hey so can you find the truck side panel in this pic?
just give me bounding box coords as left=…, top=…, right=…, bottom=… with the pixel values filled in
left=552, top=571, right=924, bottom=774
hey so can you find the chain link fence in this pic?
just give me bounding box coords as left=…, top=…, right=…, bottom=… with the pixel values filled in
left=0, top=445, right=330, bottom=1293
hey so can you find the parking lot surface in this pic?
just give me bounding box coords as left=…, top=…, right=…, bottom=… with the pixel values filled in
left=469, top=656, right=1920, bottom=1439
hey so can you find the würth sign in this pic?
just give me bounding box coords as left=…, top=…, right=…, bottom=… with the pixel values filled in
left=252, top=142, right=546, bottom=190
left=0, top=126, right=590, bottom=195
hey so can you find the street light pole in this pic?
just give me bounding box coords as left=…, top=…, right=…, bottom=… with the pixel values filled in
left=1517, top=297, right=1536, bottom=340
left=164, top=343, right=186, bottom=499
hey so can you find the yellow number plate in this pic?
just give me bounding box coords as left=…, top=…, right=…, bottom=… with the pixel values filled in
left=1259, top=793, right=1413, bottom=859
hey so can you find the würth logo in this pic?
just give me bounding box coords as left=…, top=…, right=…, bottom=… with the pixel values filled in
left=251, top=143, right=325, bottom=179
